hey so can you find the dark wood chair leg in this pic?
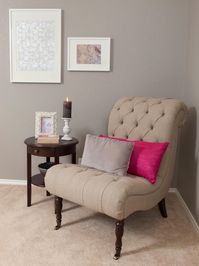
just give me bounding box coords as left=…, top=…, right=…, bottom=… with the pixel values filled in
left=113, top=220, right=124, bottom=260
left=158, top=198, right=168, bottom=218
left=54, top=196, right=63, bottom=230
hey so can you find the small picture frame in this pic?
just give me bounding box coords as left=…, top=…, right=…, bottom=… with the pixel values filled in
left=67, top=37, right=111, bottom=71
left=35, top=112, right=57, bottom=138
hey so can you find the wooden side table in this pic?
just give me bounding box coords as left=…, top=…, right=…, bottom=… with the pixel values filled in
left=24, top=136, right=78, bottom=207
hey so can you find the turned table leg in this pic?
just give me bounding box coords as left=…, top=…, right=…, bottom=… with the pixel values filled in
left=46, top=157, right=51, bottom=196
left=27, top=152, right=32, bottom=207
left=72, top=152, right=76, bottom=164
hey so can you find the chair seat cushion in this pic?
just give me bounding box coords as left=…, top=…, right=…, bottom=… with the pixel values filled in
left=45, top=163, right=162, bottom=220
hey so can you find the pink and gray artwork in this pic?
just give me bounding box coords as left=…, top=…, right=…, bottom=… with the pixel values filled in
left=77, top=44, right=101, bottom=64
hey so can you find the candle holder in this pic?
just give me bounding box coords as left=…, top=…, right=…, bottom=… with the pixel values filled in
left=61, top=118, right=72, bottom=141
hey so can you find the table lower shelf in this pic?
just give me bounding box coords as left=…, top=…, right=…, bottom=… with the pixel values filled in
left=31, top=174, right=45, bottom=187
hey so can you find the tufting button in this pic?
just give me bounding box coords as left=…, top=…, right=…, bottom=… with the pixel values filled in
left=162, top=112, right=165, bottom=116
left=120, top=120, right=123, bottom=125
left=146, top=110, right=149, bottom=114
left=140, top=138, right=143, bottom=141
left=131, top=108, right=134, bottom=112
left=112, top=133, right=115, bottom=137
left=151, top=125, right=154, bottom=130
left=135, top=122, right=138, bottom=127
left=117, top=107, right=120, bottom=111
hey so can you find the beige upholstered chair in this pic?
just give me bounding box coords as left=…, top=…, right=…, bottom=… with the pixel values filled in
left=45, top=97, right=187, bottom=259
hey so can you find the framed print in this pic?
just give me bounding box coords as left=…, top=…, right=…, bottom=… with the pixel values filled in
left=35, top=112, right=57, bottom=138
left=9, top=9, right=61, bottom=83
left=67, top=37, right=111, bottom=71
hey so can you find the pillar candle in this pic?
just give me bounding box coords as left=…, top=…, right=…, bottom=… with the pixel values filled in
left=63, top=97, right=72, bottom=118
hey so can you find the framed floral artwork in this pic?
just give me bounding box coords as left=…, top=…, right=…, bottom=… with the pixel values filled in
left=67, top=37, right=111, bottom=71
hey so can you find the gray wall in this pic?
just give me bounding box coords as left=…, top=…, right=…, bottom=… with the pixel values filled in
left=0, top=0, right=188, bottom=184
left=177, top=0, right=199, bottom=224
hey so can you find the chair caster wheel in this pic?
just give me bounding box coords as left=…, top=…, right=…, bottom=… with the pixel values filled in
left=54, top=225, right=61, bottom=230
left=113, top=253, right=120, bottom=260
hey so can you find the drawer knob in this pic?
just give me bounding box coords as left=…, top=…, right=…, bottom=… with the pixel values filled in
left=34, top=149, right=39, bottom=153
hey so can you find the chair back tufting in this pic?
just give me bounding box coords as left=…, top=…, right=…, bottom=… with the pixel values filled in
left=108, top=96, right=187, bottom=186
left=108, top=97, right=187, bottom=142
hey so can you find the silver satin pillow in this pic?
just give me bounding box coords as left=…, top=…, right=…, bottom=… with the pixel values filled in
left=81, top=134, right=134, bottom=176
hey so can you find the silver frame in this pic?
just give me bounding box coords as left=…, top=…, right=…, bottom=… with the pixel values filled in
left=35, top=112, right=57, bottom=138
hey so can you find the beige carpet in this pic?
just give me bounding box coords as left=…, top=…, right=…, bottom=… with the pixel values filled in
left=0, top=185, right=199, bottom=266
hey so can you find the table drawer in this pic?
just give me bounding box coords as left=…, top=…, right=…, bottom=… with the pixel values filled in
left=28, top=146, right=55, bottom=157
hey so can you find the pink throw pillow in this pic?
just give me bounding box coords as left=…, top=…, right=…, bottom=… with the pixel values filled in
left=100, top=135, right=169, bottom=184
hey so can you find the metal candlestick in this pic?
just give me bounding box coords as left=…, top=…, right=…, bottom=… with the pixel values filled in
left=61, top=118, right=72, bottom=141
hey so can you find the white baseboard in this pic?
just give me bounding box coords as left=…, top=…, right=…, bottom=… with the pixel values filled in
left=0, top=180, right=198, bottom=233
left=169, top=188, right=199, bottom=235
left=0, top=179, right=26, bottom=186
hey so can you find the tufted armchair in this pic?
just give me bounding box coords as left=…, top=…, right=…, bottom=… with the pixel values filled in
left=45, top=97, right=187, bottom=259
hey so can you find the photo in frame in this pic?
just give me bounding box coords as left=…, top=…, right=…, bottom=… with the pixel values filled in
left=9, top=9, right=61, bottom=83
left=67, top=37, right=111, bottom=71
left=35, top=112, right=57, bottom=138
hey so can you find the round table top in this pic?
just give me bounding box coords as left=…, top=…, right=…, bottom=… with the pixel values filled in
left=24, top=136, right=79, bottom=148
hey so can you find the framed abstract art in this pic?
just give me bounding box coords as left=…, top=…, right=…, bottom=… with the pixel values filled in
left=67, top=37, right=111, bottom=71
left=9, top=9, right=61, bottom=83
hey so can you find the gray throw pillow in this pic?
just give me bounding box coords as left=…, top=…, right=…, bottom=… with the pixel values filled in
left=81, top=134, right=134, bottom=176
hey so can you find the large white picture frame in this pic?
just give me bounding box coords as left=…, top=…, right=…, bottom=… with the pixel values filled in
left=67, top=37, right=111, bottom=71
left=9, top=9, right=61, bottom=83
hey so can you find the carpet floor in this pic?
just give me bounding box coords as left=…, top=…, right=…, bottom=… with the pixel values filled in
left=0, top=185, right=199, bottom=266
